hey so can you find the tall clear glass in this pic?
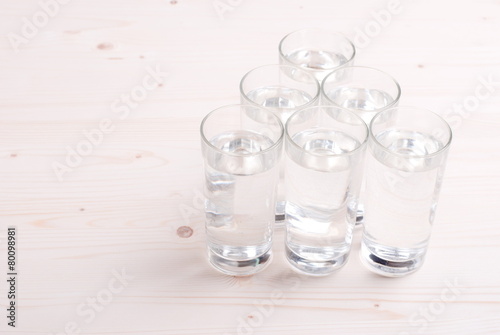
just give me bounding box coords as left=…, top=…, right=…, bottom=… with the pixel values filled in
left=240, top=64, right=320, bottom=223
left=322, top=66, right=401, bottom=225
left=279, top=28, right=356, bottom=82
left=360, top=107, right=452, bottom=277
left=200, top=105, right=284, bottom=276
left=285, top=106, right=368, bottom=276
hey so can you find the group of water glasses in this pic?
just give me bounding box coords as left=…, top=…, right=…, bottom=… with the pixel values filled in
left=200, top=29, right=452, bottom=278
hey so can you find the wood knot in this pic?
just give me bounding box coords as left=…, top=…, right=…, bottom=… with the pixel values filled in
left=97, top=42, right=114, bottom=50
left=177, top=226, right=193, bottom=238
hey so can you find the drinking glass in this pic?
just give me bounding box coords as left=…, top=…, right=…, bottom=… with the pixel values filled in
left=240, top=64, right=320, bottom=223
left=322, top=66, right=401, bottom=225
left=200, top=105, right=284, bottom=276
left=285, top=106, right=368, bottom=275
left=279, top=28, right=356, bottom=82
left=360, top=107, right=452, bottom=277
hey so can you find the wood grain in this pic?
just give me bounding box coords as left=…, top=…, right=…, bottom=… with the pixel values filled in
left=1, top=0, right=500, bottom=334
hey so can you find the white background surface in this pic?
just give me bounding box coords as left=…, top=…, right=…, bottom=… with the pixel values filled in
left=1, top=0, right=499, bottom=334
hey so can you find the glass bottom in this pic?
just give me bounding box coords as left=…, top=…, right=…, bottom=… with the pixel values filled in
left=360, top=239, right=426, bottom=277
left=355, top=205, right=364, bottom=227
left=275, top=200, right=286, bottom=228
left=285, top=244, right=349, bottom=276
left=208, top=247, right=273, bottom=276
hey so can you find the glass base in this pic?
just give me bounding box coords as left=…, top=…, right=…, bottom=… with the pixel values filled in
left=355, top=205, right=364, bottom=227
left=208, top=248, right=273, bottom=276
left=275, top=200, right=286, bottom=229
left=360, top=241, right=425, bottom=277
left=285, top=244, right=349, bottom=276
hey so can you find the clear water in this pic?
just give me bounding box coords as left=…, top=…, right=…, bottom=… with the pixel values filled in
left=245, top=86, right=314, bottom=123
left=284, top=49, right=350, bottom=82
left=324, top=87, right=395, bottom=124
left=285, top=129, right=361, bottom=275
left=244, top=86, right=315, bottom=225
left=205, top=130, right=278, bottom=274
left=361, top=129, right=446, bottom=276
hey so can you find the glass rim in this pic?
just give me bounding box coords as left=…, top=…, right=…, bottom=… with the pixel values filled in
left=278, top=28, right=357, bottom=69
left=369, top=106, right=453, bottom=159
left=321, top=66, right=402, bottom=112
left=200, top=104, right=285, bottom=158
left=285, top=105, right=369, bottom=157
left=239, top=64, right=321, bottom=109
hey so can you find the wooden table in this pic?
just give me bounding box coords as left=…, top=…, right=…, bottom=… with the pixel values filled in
left=1, top=0, right=499, bottom=334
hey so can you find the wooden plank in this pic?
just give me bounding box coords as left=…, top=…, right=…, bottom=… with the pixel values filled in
left=0, top=0, right=499, bottom=333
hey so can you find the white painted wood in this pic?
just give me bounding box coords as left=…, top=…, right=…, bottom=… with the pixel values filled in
left=0, top=0, right=499, bottom=334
